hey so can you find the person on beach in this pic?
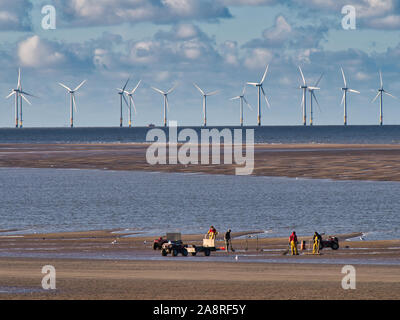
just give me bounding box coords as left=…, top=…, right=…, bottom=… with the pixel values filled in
left=289, top=231, right=299, bottom=255
left=224, top=229, right=235, bottom=252
left=207, top=226, right=218, bottom=240
left=313, top=232, right=322, bottom=254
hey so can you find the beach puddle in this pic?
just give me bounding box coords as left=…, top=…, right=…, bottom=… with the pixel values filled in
left=0, top=286, right=48, bottom=295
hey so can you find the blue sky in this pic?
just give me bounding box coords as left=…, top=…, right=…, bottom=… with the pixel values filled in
left=1, top=0, right=400, bottom=127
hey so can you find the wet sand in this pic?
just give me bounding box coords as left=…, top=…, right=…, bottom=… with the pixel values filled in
left=0, top=230, right=399, bottom=299
left=1, top=143, right=400, bottom=181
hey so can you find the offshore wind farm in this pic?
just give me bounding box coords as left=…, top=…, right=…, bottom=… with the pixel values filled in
left=3, top=64, right=400, bottom=129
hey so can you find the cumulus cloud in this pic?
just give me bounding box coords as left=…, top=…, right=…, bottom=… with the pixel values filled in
left=0, top=0, right=32, bottom=31
left=53, top=0, right=232, bottom=27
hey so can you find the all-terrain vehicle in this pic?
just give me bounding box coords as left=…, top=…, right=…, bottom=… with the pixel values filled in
left=320, top=236, right=339, bottom=250
left=159, top=233, right=189, bottom=257
left=153, top=237, right=168, bottom=250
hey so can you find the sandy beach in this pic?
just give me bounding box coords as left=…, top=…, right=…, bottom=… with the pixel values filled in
left=1, top=143, right=400, bottom=181
left=0, top=229, right=399, bottom=300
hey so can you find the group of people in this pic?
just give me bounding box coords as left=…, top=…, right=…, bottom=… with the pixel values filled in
left=289, top=231, right=322, bottom=255
left=207, top=226, right=235, bottom=252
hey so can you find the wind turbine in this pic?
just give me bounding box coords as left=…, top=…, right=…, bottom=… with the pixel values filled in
left=58, top=80, right=87, bottom=128
left=298, top=66, right=309, bottom=126
left=247, top=65, right=271, bottom=126
left=117, top=78, right=130, bottom=127
left=230, top=86, right=252, bottom=127
left=193, top=83, right=219, bottom=127
left=123, top=80, right=141, bottom=128
left=372, top=70, right=397, bottom=126
left=340, top=67, right=360, bottom=126
left=5, top=68, right=36, bottom=128
left=307, top=73, right=324, bottom=126
left=151, top=84, right=177, bottom=127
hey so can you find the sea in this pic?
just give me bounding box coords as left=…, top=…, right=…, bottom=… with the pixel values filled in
left=1, top=125, right=400, bottom=144
left=0, top=125, right=399, bottom=240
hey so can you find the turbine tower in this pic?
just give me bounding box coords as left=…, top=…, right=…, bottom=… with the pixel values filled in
left=247, top=65, right=270, bottom=126
left=123, top=80, right=141, bottom=128
left=117, top=78, right=130, bottom=127
left=298, top=66, right=309, bottom=126
left=372, top=70, right=397, bottom=126
left=59, top=80, right=87, bottom=128
left=151, top=85, right=177, bottom=127
left=230, top=86, right=252, bottom=127
left=340, top=67, right=360, bottom=126
left=193, top=83, right=219, bottom=127
left=5, top=68, right=35, bottom=128
left=307, top=73, right=324, bottom=126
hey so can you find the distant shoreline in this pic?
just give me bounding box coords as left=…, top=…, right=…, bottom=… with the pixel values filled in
left=1, top=143, right=400, bottom=181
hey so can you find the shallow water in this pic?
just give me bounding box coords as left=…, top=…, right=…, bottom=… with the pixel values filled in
left=0, top=168, right=399, bottom=240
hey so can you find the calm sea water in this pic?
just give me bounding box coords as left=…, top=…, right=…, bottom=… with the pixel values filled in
left=0, top=168, right=399, bottom=240
left=1, top=125, right=400, bottom=144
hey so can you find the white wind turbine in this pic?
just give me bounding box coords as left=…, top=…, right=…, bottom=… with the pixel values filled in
left=193, top=83, right=219, bottom=127
left=151, top=84, right=177, bottom=127
left=58, top=80, right=87, bottom=128
left=372, top=70, right=397, bottom=126
left=340, top=67, right=360, bottom=126
left=307, top=73, right=324, bottom=126
left=117, top=78, right=130, bottom=127
left=5, top=68, right=36, bottom=128
left=298, top=66, right=309, bottom=126
left=123, top=80, right=141, bottom=128
left=230, top=86, right=252, bottom=127
left=247, top=65, right=271, bottom=126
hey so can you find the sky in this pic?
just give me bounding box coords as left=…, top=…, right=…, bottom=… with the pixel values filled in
left=1, top=0, right=400, bottom=127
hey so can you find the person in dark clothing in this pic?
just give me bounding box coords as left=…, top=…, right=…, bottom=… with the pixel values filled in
left=224, top=229, right=235, bottom=252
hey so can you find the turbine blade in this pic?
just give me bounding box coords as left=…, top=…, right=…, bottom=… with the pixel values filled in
left=371, top=92, right=380, bottom=103
left=72, top=94, right=77, bottom=113
left=151, top=87, right=165, bottom=95
left=308, top=87, right=320, bottom=91
left=206, top=90, right=219, bottom=96
left=260, top=64, right=269, bottom=84
left=315, top=72, right=324, bottom=87
left=5, top=91, right=15, bottom=99
left=230, top=96, right=240, bottom=100
left=131, top=97, right=137, bottom=114
left=122, top=93, right=129, bottom=107
left=122, top=78, right=130, bottom=91
left=17, top=68, right=21, bottom=89
left=166, top=96, right=170, bottom=111
left=379, top=70, right=383, bottom=89
left=20, top=94, right=32, bottom=105
left=243, top=97, right=253, bottom=110
left=59, top=83, right=72, bottom=92
left=341, top=67, right=347, bottom=88
left=348, top=89, right=360, bottom=94
left=131, top=80, right=141, bottom=94
left=261, top=86, right=271, bottom=109
left=20, top=90, right=37, bottom=98
left=242, top=85, right=246, bottom=96
left=167, top=84, right=177, bottom=95
left=312, top=92, right=321, bottom=113
left=193, top=83, right=205, bottom=96
left=384, top=91, right=398, bottom=99
left=298, top=66, right=306, bottom=86
left=74, top=80, right=87, bottom=92
left=341, top=91, right=346, bottom=105
left=247, top=82, right=259, bottom=86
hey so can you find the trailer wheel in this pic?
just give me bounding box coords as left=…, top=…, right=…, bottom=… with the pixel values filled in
left=182, top=249, right=188, bottom=256
left=161, top=249, right=167, bottom=256
left=172, top=249, right=178, bottom=256
left=191, top=252, right=197, bottom=256
left=331, top=242, right=339, bottom=250
left=204, top=249, right=211, bottom=256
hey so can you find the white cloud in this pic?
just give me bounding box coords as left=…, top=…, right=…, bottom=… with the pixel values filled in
left=0, top=0, right=32, bottom=30
left=244, top=48, right=273, bottom=69
left=18, top=36, right=66, bottom=68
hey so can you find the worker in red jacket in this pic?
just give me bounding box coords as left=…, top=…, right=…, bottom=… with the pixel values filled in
left=289, top=231, right=299, bottom=255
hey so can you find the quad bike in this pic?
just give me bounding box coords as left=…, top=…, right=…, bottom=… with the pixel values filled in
left=161, top=240, right=188, bottom=257
left=319, top=236, right=339, bottom=250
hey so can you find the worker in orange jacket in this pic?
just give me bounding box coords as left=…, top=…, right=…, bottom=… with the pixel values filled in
left=289, top=231, right=299, bottom=255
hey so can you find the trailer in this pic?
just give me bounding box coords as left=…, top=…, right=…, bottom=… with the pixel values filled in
left=186, top=238, right=220, bottom=256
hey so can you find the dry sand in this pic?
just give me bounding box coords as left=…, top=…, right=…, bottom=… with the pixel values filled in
left=1, top=143, right=400, bottom=181
left=0, top=230, right=399, bottom=300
